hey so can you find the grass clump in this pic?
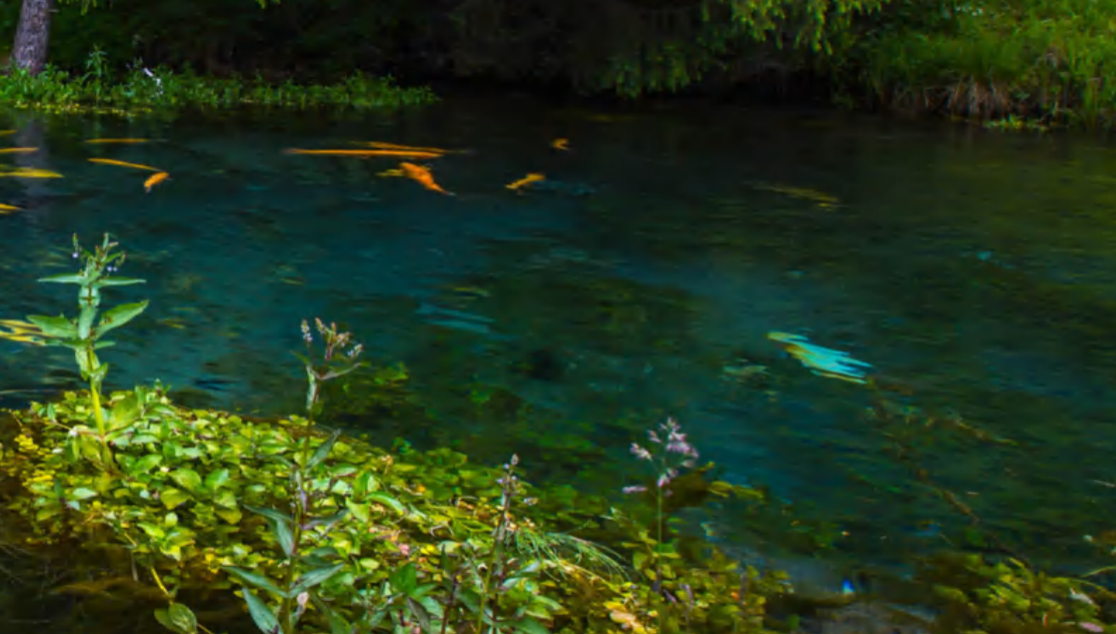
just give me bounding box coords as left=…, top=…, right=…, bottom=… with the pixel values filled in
left=0, top=48, right=437, bottom=117
left=852, top=0, right=1116, bottom=129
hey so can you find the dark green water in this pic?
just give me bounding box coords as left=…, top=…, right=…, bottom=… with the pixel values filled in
left=2, top=94, right=1116, bottom=591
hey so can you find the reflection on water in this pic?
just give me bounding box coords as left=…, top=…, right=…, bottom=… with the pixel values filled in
left=2, top=98, right=1116, bottom=581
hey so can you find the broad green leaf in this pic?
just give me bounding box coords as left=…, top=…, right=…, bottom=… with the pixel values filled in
left=160, top=487, right=191, bottom=509
left=212, top=489, right=238, bottom=509
left=69, top=487, right=97, bottom=500
left=154, top=603, right=198, bottom=634
left=273, top=517, right=295, bottom=559
left=303, top=509, right=348, bottom=531
left=25, top=314, right=77, bottom=339
left=224, top=567, right=288, bottom=598
left=78, top=307, right=96, bottom=340
left=204, top=468, right=230, bottom=491
left=241, top=586, right=282, bottom=634
left=353, top=471, right=376, bottom=497
left=405, top=597, right=433, bottom=632
left=306, top=428, right=342, bottom=471
left=109, top=394, right=141, bottom=431
left=389, top=563, right=418, bottom=594
left=216, top=507, right=243, bottom=524
left=366, top=491, right=405, bottom=514
left=512, top=617, right=549, bottom=634
left=130, top=453, right=163, bottom=474
left=97, top=276, right=145, bottom=287
left=98, top=300, right=149, bottom=336
left=170, top=468, right=203, bottom=493
left=245, top=505, right=294, bottom=525
left=345, top=500, right=369, bottom=523
left=38, top=273, right=86, bottom=285
left=290, top=563, right=346, bottom=595
left=328, top=611, right=351, bottom=634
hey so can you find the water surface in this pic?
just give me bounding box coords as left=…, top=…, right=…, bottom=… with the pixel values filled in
left=2, top=96, right=1115, bottom=585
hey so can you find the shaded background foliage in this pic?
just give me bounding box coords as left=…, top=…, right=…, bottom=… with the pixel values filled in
left=0, top=0, right=918, bottom=96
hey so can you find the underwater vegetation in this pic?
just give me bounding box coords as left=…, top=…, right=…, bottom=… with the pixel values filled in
left=2, top=234, right=1116, bottom=634
left=0, top=234, right=792, bottom=633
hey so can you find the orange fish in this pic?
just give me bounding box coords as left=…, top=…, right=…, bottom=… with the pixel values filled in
left=363, top=142, right=460, bottom=155
left=284, top=149, right=445, bottom=159
left=144, top=172, right=169, bottom=192
left=0, top=203, right=21, bottom=214
left=551, top=138, right=570, bottom=151
left=399, top=162, right=453, bottom=196
left=88, top=158, right=163, bottom=172
left=0, top=147, right=37, bottom=154
left=506, top=173, right=545, bottom=191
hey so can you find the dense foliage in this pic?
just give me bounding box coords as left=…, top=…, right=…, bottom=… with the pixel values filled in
left=4, top=0, right=1116, bottom=126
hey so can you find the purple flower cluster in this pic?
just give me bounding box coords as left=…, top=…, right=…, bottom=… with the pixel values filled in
left=624, top=417, right=700, bottom=494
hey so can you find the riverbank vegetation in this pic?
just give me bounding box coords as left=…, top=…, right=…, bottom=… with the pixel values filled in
left=3, top=234, right=1116, bottom=633
left=3, top=0, right=1116, bottom=127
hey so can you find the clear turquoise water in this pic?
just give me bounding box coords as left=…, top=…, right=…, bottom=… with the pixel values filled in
left=3, top=95, right=1116, bottom=587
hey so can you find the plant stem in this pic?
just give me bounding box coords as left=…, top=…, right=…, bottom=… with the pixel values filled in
left=656, top=484, right=663, bottom=633
left=279, top=486, right=306, bottom=634
left=88, top=379, right=111, bottom=465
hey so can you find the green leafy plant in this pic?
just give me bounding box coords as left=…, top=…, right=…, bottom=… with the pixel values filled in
left=25, top=233, right=147, bottom=468
left=2, top=236, right=787, bottom=634
left=223, top=430, right=349, bottom=634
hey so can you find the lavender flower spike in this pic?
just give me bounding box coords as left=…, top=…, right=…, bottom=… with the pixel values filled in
left=631, top=442, right=653, bottom=461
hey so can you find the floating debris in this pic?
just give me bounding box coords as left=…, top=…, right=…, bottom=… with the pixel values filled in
left=768, top=331, right=872, bottom=384
left=506, top=172, right=546, bottom=191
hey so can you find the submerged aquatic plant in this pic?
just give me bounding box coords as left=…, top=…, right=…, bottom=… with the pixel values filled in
left=25, top=233, right=147, bottom=467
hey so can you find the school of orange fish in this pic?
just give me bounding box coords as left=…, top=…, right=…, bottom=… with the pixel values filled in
left=0, top=135, right=574, bottom=214
left=0, top=133, right=871, bottom=387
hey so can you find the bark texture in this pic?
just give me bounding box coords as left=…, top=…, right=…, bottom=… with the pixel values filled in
left=12, top=0, right=55, bottom=76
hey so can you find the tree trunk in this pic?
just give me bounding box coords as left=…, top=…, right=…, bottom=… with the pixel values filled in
left=11, top=0, right=55, bottom=76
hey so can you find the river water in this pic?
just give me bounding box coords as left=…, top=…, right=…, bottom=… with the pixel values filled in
left=2, top=93, right=1115, bottom=593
